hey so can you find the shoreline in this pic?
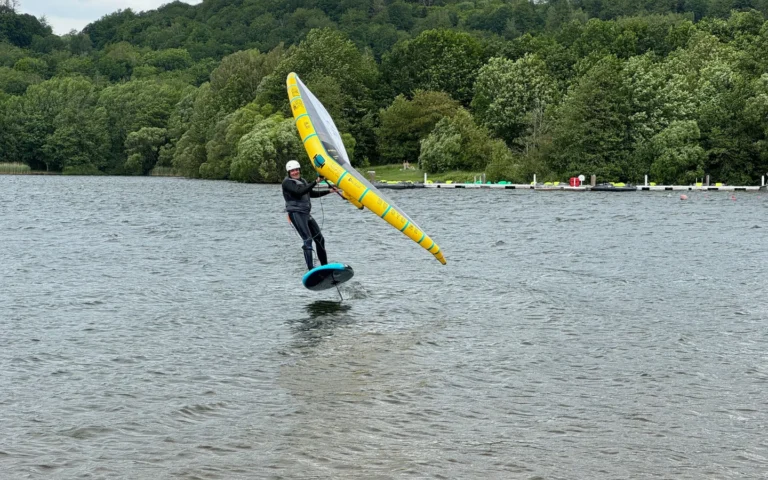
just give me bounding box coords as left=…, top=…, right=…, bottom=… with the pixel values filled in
left=373, top=182, right=767, bottom=192
left=3, top=173, right=765, bottom=191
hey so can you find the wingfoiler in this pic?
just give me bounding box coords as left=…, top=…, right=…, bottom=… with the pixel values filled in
left=286, top=72, right=446, bottom=265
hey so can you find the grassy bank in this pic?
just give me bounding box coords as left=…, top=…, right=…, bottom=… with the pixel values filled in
left=0, top=162, right=477, bottom=182
left=0, top=162, right=32, bottom=174
left=363, top=164, right=483, bottom=184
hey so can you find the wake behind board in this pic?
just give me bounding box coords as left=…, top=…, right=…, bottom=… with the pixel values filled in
left=302, top=263, right=354, bottom=291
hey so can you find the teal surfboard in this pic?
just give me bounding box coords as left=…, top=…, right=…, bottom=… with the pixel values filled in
left=302, top=263, right=354, bottom=291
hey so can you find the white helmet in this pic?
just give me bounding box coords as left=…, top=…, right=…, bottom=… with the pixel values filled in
left=285, top=160, right=301, bottom=172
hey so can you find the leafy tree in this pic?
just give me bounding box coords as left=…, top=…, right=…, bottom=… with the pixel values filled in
left=545, top=0, right=576, bottom=31
left=84, top=9, right=137, bottom=50
left=0, top=64, right=39, bottom=94
left=621, top=53, right=698, bottom=179
left=708, top=0, right=744, bottom=19
left=411, top=8, right=456, bottom=35
left=664, top=30, right=736, bottom=81
left=465, top=4, right=517, bottom=36
left=30, top=33, right=65, bottom=54
left=0, top=90, right=17, bottom=161
left=210, top=46, right=285, bottom=114
left=503, top=0, right=546, bottom=38
left=13, top=76, right=108, bottom=172
left=46, top=110, right=110, bottom=175
left=572, top=0, right=667, bottom=19
left=486, top=146, right=554, bottom=184
left=158, top=88, right=197, bottom=168
left=694, top=59, right=756, bottom=184
left=40, top=48, right=70, bottom=76
left=472, top=54, right=558, bottom=151
left=65, top=32, right=93, bottom=56
left=172, top=83, right=219, bottom=177
left=379, top=2, right=417, bottom=32
left=55, top=56, right=95, bottom=77
left=683, top=0, right=710, bottom=21
left=143, top=48, right=192, bottom=71
left=663, top=30, right=760, bottom=183
left=184, top=57, right=218, bottom=86
left=124, top=127, right=168, bottom=174
left=419, top=108, right=506, bottom=173
left=382, top=29, right=486, bottom=104
left=131, top=65, right=159, bottom=79
left=570, top=18, right=622, bottom=59
left=340, top=131, right=357, bottom=166
left=664, top=19, right=698, bottom=53
left=502, top=32, right=578, bottom=86
left=257, top=28, right=378, bottom=116
left=98, top=78, right=189, bottom=172
left=724, top=10, right=768, bottom=74
left=743, top=73, right=768, bottom=175
left=0, top=40, right=25, bottom=66
left=0, top=7, right=51, bottom=47
left=649, top=120, right=706, bottom=184
left=377, top=90, right=460, bottom=165
left=168, top=47, right=285, bottom=178
left=13, top=56, right=47, bottom=75
left=96, top=41, right=141, bottom=81
left=229, top=113, right=306, bottom=183
left=549, top=55, right=631, bottom=180
left=285, top=8, right=336, bottom=44
left=566, top=14, right=694, bottom=62
left=726, top=9, right=765, bottom=37
left=340, top=10, right=403, bottom=61
left=1, top=1, right=20, bottom=12
left=200, top=102, right=271, bottom=179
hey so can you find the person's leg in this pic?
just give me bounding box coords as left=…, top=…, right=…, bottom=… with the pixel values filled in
left=288, top=212, right=315, bottom=269
left=308, top=216, right=327, bottom=265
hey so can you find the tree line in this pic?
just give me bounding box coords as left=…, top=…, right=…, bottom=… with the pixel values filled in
left=2, top=0, right=768, bottom=184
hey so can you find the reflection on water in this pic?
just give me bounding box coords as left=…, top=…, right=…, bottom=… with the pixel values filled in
left=287, top=300, right=354, bottom=348
left=305, top=299, right=350, bottom=318
left=1, top=176, right=767, bottom=479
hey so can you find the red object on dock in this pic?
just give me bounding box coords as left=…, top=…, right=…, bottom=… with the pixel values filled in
left=569, top=177, right=581, bottom=187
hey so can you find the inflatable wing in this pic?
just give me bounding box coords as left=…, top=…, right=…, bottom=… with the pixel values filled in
left=287, top=73, right=446, bottom=265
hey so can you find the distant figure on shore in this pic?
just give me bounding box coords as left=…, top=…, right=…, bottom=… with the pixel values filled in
left=402, top=161, right=411, bottom=170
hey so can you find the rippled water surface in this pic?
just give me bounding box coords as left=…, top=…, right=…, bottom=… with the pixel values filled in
left=1, top=176, right=767, bottom=479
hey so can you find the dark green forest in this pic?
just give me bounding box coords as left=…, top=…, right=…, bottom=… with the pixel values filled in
left=2, top=0, right=768, bottom=184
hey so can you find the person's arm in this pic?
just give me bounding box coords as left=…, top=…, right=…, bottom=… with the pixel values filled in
left=283, top=177, right=317, bottom=197
left=310, top=176, right=335, bottom=198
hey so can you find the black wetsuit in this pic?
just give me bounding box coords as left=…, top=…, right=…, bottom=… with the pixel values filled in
left=282, top=176, right=332, bottom=270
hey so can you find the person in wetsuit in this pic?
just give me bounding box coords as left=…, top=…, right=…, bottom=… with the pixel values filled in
left=282, top=160, right=337, bottom=270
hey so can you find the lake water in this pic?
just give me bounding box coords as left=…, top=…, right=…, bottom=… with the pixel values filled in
left=1, top=176, right=767, bottom=479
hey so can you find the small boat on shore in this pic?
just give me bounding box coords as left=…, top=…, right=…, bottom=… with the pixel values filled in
left=533, top=183, right=564, bottom=191
left=589, top=183, right=637, bottom=192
